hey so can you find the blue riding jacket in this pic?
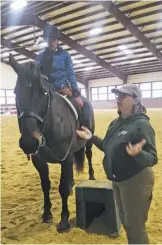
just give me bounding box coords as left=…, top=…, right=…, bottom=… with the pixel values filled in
left=36, top=46, right=79, bottom=92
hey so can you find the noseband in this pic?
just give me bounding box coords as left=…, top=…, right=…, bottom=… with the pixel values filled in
left=18, top=91, right=51, bottom=134
left=18, top=111, right=44, bottom=123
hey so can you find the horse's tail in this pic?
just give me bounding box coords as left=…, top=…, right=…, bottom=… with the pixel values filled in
left=74, top=147, right=85, bottom=173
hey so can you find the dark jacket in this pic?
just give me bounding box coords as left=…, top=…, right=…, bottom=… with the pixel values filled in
left=36, top=46, right=79, bottom=93
left=92, top=113, right=158, bottom=182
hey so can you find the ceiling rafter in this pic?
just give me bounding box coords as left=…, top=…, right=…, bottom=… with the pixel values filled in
left=1, top=6, right=161, bottom=45
left=5, top=45, right=162, bottom=68
left=1, top=37, right=35, bottom=59
left=1, top=1, right=161, bottom=35
left=3, top=16, right=161, bottom=48
left=1, top=37, right=85, bottom=85
left=1, top=1, right=161, bottom=79
left=77, top=61, right=162, bottom=75
left=1, top=31, right=161, bottom=61
left=2, top=2, right=60, bottom=18
left=36, top=17, right=127, bottom=82
left=5, top=27, right=161, bottom=57
left=101, top=1, right=162, bottom=64
left=1, top=15, right=127, bottom=82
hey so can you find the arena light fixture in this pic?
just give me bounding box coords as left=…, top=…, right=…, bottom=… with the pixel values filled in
left=118, top=45, right=128, bottom=50
left=89, top=27, right=102, bottom=36
left=123, top=49, right=133, bottom=55
left=72, top=58, right=82, bottom=64
left=10, top=0, right=27, bottom=10
left=85, top=67, right=93, bottom=71
left=118, top=45, right=133, bottom=55
left=130, top=59, right=141, bottom=64
left=35, top=37, right=43, bottom=45
left=40, top=42, right=47, bottom=48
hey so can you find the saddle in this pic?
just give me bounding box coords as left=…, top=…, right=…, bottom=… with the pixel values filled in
left=58, top=93, right=79, bottom=121
left=58, top=93, right=93, bottom=131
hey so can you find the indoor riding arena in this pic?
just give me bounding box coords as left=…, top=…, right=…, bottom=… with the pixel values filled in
left=1, top=1, right=162, bottom=244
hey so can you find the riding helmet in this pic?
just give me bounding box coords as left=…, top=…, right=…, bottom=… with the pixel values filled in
left=43, top=24, right=60, bottom=41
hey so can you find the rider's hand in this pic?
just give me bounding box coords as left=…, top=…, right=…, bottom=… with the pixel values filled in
left=75, top=96, right=84, bottom=107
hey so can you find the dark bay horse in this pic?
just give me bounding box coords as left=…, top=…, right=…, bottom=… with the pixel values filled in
left=9, top=54, right=95, bottom=233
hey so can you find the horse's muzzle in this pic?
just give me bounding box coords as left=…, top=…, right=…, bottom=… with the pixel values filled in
left=19, top=136, right=41, bottom=154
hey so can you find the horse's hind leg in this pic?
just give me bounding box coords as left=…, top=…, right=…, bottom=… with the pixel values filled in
left=86, top=140, right=95, bottom=180
left=69, top=166, right=74, bottom=195
left=57, top=154, right=73, bottom=233
left=31, top=155, right=53, bottom=223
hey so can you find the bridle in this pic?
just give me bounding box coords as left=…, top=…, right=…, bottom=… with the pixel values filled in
left=17, top=90, right=51, bottom=134
left=16, top=76, right=74, bottom=162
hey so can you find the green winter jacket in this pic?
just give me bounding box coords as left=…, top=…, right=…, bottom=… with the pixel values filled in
left=92, top=113, right=158, bottom=182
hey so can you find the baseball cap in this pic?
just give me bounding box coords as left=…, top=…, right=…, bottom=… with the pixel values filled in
left=111, top=84, right=142, bottom=101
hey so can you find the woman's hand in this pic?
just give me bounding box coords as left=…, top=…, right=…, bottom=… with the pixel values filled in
left=126, top=139, right=146, bottom=157
left=76, top=126, right=92, bottom=140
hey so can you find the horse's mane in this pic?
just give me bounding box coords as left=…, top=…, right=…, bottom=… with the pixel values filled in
left=21, top=61, right=44, bottom=91
left=23, top=61, right=42, bottom=80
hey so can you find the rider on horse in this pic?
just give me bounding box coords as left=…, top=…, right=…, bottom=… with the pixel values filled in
left=36, top=24, right=84, bottom=109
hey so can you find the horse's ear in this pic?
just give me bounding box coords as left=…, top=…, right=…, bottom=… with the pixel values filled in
left=9, top=53, right=20, bottom=74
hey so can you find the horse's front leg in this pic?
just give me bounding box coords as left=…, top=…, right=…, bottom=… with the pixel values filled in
left=31, top=155, right=53, bottom=223
left=57, top=154, right=73, bottom=233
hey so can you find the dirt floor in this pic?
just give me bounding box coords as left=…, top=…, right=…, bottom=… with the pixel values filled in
left=1, top=110, right=162, bottom=244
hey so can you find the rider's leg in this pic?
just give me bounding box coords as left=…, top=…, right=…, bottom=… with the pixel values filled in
left=80, top=101, right=91, bottom=129
left=59, top=88, right=90, bottom=129
left=59, top=87, right=72, bottom=96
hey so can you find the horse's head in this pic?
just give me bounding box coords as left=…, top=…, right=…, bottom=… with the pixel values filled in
left=9, top=54, right=50, bottom=154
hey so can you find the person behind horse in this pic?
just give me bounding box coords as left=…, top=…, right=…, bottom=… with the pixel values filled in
left=36, top=24, right=89, bottom=127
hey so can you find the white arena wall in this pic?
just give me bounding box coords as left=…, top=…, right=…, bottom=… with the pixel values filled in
left=0, top=62, right=85, bottom=89
left=0, top=62, right=162, bottom=111
left=0, top=62, right=85, bottom=113
left=0, top=62, right=17, bottom=89
left=88, top=71, right=162, bottom=109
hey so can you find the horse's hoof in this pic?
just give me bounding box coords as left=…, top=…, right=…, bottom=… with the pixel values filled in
left=57, top=221, right=70, bottom=233
left=89, top=175, right=96, bottom=180
left=41, top=212, right=53, bottom=223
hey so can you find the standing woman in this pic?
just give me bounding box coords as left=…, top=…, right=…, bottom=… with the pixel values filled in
left=76, top=84, right=158, bottom=244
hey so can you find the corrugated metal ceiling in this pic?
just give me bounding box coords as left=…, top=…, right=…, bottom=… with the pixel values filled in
left=1, top=0, right=162, bottom=81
